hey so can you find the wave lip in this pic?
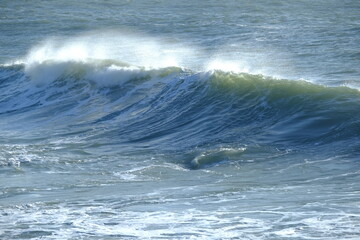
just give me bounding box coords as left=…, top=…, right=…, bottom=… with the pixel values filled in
left=22, top=58, right=184, bottom=87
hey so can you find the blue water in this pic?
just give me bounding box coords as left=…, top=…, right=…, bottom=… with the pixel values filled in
left=1, top=1, right=360, bottom=239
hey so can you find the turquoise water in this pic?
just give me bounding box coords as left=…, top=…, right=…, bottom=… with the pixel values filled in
left=1, top=1, right=360, bottom=239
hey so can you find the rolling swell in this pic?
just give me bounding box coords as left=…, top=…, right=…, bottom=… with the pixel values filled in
left=1, top=61, right=359, bottom=167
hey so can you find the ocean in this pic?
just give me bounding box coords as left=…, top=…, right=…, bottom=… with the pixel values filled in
left=1, top=0, right=360, bottom=239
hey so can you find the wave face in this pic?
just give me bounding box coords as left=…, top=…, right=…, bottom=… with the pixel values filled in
left=1, top=60, right=359, bottom=168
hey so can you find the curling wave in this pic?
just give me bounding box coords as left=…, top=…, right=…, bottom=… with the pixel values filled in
left=1, top=60, right=359, bottom=168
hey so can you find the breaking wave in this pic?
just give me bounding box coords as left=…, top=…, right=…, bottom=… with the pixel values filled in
left=1, top=57, right=359, bottom=169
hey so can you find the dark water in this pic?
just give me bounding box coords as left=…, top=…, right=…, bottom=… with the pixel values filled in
left=1, top=1, right=360, bottom=239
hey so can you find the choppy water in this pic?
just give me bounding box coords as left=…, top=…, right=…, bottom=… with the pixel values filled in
left=1, top=1, right=360, bottom=239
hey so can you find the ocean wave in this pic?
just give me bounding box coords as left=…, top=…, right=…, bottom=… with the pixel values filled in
left=1, top=61, right=359, bottom=160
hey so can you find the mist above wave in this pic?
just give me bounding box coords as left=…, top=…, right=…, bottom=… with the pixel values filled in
left=14, top=29, right=298, bottom=84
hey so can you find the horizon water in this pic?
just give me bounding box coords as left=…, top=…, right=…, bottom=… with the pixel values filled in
left=1, top=1, right=360, bottom=239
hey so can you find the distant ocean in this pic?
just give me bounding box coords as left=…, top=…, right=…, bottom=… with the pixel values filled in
left=1, top=1, right=360, bottom=239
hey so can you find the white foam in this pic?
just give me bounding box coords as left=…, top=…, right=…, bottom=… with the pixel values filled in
left=25, top=61, right=75, bottom=85
left=10, top=29, right=308, bottom=89
left=273, top=228, right=297, bottom=237
left=205, top=59, right=250, bottom=73
left=86, top=65, right=143, bottom=86
left=16, top=30, right=197, bottom=86
left=23, top=30, right=196, bottom=69
left=4, top=202, right=359, bottom=240
left=203, top=41, right=299, bottom=80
